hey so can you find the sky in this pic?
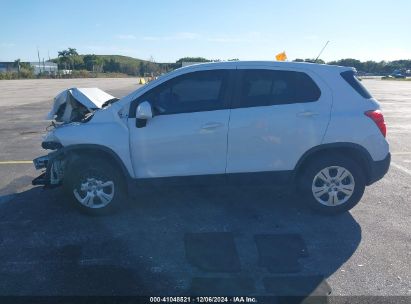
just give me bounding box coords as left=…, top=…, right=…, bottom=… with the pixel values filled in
left=1, top=0, right=410, bottom=63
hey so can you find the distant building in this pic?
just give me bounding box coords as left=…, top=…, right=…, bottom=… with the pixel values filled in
left=29, top=61, right=58, bottom=75
left=0, top=62, right=18, bottom=73
left=0, top=61, right=58, bottom=75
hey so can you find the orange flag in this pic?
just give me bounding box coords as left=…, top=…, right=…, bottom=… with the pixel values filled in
left=275, top=51, right=287, bottom=61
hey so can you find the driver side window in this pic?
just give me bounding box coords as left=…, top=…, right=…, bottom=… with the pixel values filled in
left=140, top=69, right=229, bottom=115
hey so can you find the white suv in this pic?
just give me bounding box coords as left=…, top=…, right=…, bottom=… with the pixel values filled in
left=33, top=61, right=390, bottom=215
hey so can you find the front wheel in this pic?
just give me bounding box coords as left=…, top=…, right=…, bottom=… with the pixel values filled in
left=64, top=156, right=125, bottom=215
left=298, top=155, right=366, bottom=215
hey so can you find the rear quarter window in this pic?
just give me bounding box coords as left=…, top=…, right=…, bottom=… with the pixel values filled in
left=237, top=69, right=321, bottom=108
left=340, top=70, right=372, bottom=99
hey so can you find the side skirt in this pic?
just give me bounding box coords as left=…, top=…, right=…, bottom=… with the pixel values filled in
left=128, top=170, right=294, bottom=192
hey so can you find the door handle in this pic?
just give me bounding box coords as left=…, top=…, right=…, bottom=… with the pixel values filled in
left=297, top=111, right=319, bottom=117
left=201, top=122, right=224, bottom=130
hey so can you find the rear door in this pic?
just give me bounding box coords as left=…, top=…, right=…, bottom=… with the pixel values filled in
left=227, top=66, right=332, bottom=174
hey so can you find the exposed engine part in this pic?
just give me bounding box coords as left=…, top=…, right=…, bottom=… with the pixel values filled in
left=42, top=141, right=63, bottom=150
left=47, top=88, right=117, bottom=124
left=55, top=95, right=90, bottom=123
left=50, top=159, right=65, bottom=185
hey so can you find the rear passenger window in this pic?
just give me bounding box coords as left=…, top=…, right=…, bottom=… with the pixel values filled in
left=238, top=69, right=321, bottom=107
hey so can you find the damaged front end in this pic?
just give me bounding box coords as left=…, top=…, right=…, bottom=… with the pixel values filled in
left=47, top=87, right=118, bottom=124
left=32, top=87, right=119, bottom=188
left=32, top=150, right=65, bottom=188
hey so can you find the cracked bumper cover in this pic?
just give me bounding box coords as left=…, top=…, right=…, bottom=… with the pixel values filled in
left=32, top=151, right=64, bottom=187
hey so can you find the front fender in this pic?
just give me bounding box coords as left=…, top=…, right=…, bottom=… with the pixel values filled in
left=52, top=122, right=135, bottom=178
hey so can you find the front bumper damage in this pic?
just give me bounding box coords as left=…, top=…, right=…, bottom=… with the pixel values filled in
left=32, top=150, right=65, bottom=188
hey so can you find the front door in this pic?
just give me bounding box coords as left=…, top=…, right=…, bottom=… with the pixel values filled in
left=128, top=69, right=232, bottom=178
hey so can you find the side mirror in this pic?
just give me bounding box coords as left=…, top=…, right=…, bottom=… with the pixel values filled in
left=136, top=101, right=153, bottom=120
left=135, top=101, right=153, bottom=128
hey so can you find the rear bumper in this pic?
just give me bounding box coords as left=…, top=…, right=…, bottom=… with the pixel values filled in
left=367, top=153, right=391, bottom=185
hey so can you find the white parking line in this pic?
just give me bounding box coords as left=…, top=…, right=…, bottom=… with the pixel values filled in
left=391, top=162, right=411, bottom=176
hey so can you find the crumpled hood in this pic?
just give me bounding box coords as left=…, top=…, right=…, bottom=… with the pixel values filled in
left=47, top=88, right=116, bottom=123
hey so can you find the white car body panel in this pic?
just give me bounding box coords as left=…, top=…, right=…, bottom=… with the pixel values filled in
left=227, top=64, right=333, bottom=173
left=124, top=63, right=236, bottom=178
left=40, top=61, right=390, bottom=183
left=128, top=110, right=230, bottom=178
left=50, top=108, right=135, bottom=177
left=318, top=70, right=389, bottom=161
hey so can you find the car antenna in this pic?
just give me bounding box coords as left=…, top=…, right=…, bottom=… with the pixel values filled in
left=314, top=40, right=330, bottom=63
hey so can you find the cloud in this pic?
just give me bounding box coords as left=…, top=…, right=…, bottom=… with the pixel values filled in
left=83, top=45, right=137, bottom=55
left=143, top=32, right=200, bottom=41
left=207, top=31, right=264, bottom=43
left=0, top=43, right=15, bottom=47
left=116, top=34, right=137, bottom=40
left=303, top=35, right=319, bottom=41
left=142, top=31, right=265, bottom=44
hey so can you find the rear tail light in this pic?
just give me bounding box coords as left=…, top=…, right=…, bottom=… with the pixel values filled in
left=365, top=110, right=386, bottom=137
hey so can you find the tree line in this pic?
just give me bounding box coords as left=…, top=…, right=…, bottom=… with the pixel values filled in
left=2, top=49, right=410, bottom=80
left=54, top=48, right=178, bottom=76
left=54, top=49, right=411, bottom=76
left=294, top=58, right=411, bottom=75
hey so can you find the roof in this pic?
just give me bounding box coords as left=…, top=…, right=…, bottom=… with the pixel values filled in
left=176, top=60, right=354, bottom=72
left=117, top=60, right=354, bottom=108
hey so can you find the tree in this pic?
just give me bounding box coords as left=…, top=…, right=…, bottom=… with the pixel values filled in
left=58, top=49, right=70, bottom=70
left=176, top=57, right=210, bottom=63
left=58, top=48, right=82, bottom=70
left=14, top=59, right=21, bottom=74
left=104, top=58, right=121, bottom=73
left=67, top=48, right=78, bottom=56
left=328, top=58, right=363, bottom=71
left=83, top=54, right=103, bottom=72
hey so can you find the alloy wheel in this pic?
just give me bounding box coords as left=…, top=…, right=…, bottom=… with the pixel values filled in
left=73, top=177, right=115, bottom=208
left=311, top=166, right=355, bottom=206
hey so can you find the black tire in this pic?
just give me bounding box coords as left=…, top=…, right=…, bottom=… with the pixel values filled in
left=298, top=154, right=366, bottom=215
left=63, top=156, right=126, bottom=215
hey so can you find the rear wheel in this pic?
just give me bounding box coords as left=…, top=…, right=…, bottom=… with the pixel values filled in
left=64, top=156, right=125, bottom=215
left=298, top=155, right=366, bottom=215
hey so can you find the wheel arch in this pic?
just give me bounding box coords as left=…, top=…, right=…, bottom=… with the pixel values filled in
left=63, top=144, right=132, bottom=193
left=294, top=142, right=373, bottom=185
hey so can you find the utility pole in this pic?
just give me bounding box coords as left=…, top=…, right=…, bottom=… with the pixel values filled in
left=37, top=48, right=41, bottom=74
left=47, top=50, right=51, bottom=73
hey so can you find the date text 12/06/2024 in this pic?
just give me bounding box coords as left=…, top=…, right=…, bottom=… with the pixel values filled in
left=150, top=297, right=258, bottom=303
